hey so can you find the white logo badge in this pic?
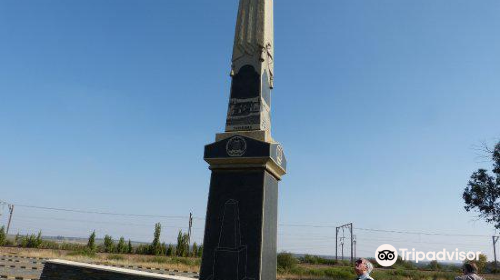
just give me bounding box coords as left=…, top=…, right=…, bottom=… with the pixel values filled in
left=375, top=244, right=398, bottom=267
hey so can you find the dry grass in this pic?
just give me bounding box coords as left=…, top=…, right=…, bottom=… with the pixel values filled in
left=0, top=247, right=200, bottom=272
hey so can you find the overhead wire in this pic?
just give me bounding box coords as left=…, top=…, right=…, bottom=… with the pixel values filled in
left=14, top=203, right=204, bottom=220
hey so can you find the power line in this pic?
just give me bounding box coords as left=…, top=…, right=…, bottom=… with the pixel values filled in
left=278, top=223, right=491, bottom=237
left=8, top=202, right=493, bottom=239
left=279, top=223, right=337, bottom=228
left=14, top=215, right=204, bottom=230
left=15, top=204, right=204, bottom=220
left=354, top=227, right=491, bottom=237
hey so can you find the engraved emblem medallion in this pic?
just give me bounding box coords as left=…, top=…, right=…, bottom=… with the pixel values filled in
left=226, top=136, right=247, bottom=157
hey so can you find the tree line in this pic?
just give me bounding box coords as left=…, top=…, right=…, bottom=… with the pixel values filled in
left=88, top=223, right=202, bottom=257
left=0, top=223, right=202, bottom=258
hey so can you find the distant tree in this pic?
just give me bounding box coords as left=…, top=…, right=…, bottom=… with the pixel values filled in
left=116, top=237, right=126, bottom=253
left=104, top=235, right=114, bottom=253
left=176, top=230, right=189, bottom=257
left=87, top=231, right=96, bottom=251
left=134, top=244, right=150, bottom=255
left=394, top=256, right=416, bottom=270
left=20, top=233, right=41, bottom=248
left=14, top=233, right=20, bottom=245
left=277, top=252, right=298, bottom=271
left=467, top=254, right=488, bottom=273
left=197, top=244, right=203, bottom=258
left=128, top=239, right=133, bottom=254
left=428, top=260, right=442, bottom=271
left=0, top=226, right=6, bottom=246
left=463, top=141, right=500, bottom=229
left=36, top=231, right=42, bottom=247
left=20, top=234, right=28, bottom=247
left=166, top=244, right=174, bottom=256
left=151, top=223, right=163, bottom=255
left=161, top=242, right=167, bottom=256
left=176, top=230, right=183, bottom=256
left=191, top=242, right=198, bottom=257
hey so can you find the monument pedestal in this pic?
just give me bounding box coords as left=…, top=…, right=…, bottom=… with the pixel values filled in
left=200, top=135, right=286, bottom=280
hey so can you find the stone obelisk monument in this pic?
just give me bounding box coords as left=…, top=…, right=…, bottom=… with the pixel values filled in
left=200, top=1, right=286, bottom=280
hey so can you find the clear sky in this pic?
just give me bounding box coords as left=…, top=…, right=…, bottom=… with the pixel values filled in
left=1, top=0, right=499, bottom=260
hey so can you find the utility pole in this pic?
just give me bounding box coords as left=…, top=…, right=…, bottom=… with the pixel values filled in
left=187, top=212, right=193, bottom=247
left=349, top=223, right=353, bottom=264
left=493, top=236, right=499, bottom=267
left=336, top=223, right=354, bottom=263
left=353, top=235, right=357, bottom=260
left=340, top=236, right=345, bottom=260
left=6, top=204, right=14, bottom=235
left=335, top=227, right=339, bottom=261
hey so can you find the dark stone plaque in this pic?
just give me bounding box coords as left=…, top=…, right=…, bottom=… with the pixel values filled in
left=230, top=65, right=260, bottom=99
left=199, top=170, right=278, bottom=280
left=226, top=65, right=262, bottom=131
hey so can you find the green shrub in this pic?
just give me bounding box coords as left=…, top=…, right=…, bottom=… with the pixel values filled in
left=59, top=243, right=87, bottom=251
left=87, top=231, right=96, bottom=251
left=166, top=244, right=174, bottom=256
left=14, top=233, right=20, bottom=245
left=277, top=252, right=297, bottom=272
left=191, top=242, right=198, bottom=257
left=20, top=232, right=42, bottom=248
left=323, top=267, right=356, bottom=279
left=371, top=269, right=457, bottom=280
left=151, top=223, right=163, bottom=255
left=197, top=244, right=203, bottom=258
left=428, top=260, right=442, bottom=271
left=116, top=237, right=126, bottom=254
left=0, top=226, right=6, bottom=246
left=3, top=239, right=14, bottom=246
left=104, top=235, right=114, bottom=253
left=67, top=249, right=96, bottom=258
left=128, top=240, right=133, bottom=254
left=107, top=254, right=125, bottom=261
left=39, top=240, right=60, bottom=250
left=285, top=265, right=355, bottom=280
left=300, top=254, right=336, bottom=265
left=135, top=244, right=151, bottom=255
left=133, top=256, right=200, bottom=266
left=176, top=230, right=189, bottom=257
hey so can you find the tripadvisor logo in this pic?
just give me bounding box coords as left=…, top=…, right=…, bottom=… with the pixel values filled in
left=375, top=244, right=482, bottom=267
left=375, top=244, right=398, bottom=267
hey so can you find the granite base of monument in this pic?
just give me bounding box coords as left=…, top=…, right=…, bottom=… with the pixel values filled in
left=40, top=259, right=195, bottom=280
left=200, top=135, right=286, bottom=280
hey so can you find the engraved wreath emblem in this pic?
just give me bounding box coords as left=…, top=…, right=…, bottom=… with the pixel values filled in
left=276, top=145, right=283, bottom=165
left=226, top=136, right=247, bottom=157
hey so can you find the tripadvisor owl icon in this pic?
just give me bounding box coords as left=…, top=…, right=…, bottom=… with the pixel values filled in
left=375, top=244, right=398, bottom=267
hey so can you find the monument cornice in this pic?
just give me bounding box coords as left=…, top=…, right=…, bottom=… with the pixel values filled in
left=205, top=157, right=286, bottom=181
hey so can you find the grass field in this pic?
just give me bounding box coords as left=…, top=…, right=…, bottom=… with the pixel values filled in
left=279, top=265, right=500, bottom=280
left=1, top=247, right=500, bottom=280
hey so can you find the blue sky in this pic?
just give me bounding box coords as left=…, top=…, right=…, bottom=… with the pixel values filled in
left=0, top=0, right=499, bottom=259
